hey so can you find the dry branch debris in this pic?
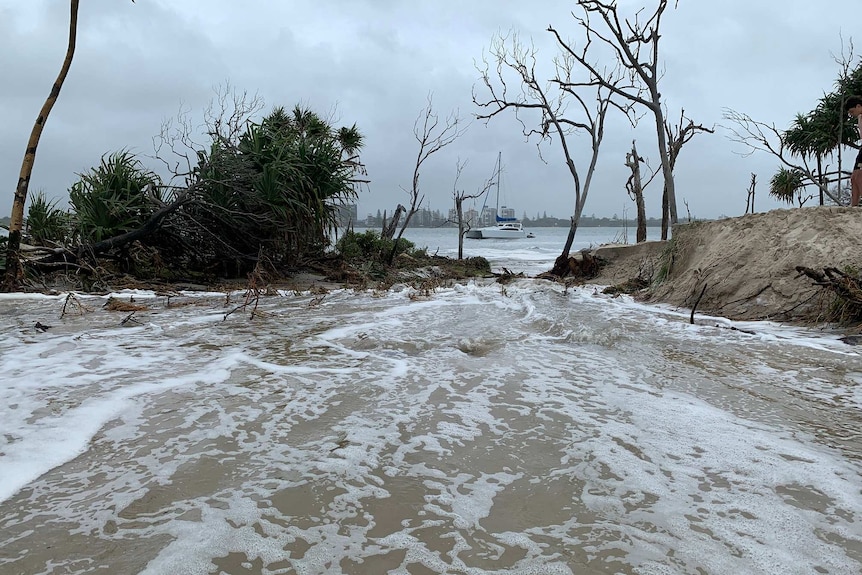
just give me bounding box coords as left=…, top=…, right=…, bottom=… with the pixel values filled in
left=796, top=266, right=862, bottom=322
left=103, top=297, right=148, bottom=312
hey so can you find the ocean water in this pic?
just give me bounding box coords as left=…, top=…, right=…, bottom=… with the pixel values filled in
left=367, top=225, right=654, bottom=277
left=1, top=227, right=861, bottom=575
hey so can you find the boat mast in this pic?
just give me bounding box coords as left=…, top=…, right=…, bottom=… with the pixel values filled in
left=494, top=151, right=501, bottom=216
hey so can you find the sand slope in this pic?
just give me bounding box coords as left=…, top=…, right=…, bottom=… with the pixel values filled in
left=591, top=206, right=862, bottom=322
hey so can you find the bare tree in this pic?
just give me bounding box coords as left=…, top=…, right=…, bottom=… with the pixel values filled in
left=548, top=0, right=681, bottom=227
left=384, top=94, right=465, bottom=251
left=474, top=32, right=633, bottom=277
left=452, top=159, right=495, bottom=260
left=624, top=140, right=647, bottom=243
left=660, top=109, right=713, bottom=238
left=722, top=109, right=843, bottom=205
left=745, top=173, right=757, bottom=214
left=154, top=83, right=265, bottom=190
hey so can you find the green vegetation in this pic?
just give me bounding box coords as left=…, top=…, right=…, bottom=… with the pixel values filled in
left=337, top=229, right=419, bottom=264
left=69, top=151, right=161, bottom=243
left=26, top=192, right=70, bottom=245
left=769, top=167, right=806, bottom=206
left=334, top=229, right=491, bottom=286
left=771, top=59, right=862, bottom=202
left=1, top=95, right=503, bottom=292
left=654, top=235, right=679, bottom=284
left=170, top=105, right=364, bottom=273
left=0, top=100, right=372, bottom=287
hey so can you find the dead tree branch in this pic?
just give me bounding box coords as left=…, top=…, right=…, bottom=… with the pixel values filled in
left=549, top=0, right=682, bottom=223
left=387, top=94, right=466, bottom=253
left=474, top=30, right=634, bottom=277
left=722, top=109, right=842, bottom=204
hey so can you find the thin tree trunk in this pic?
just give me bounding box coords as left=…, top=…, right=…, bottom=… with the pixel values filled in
left=455, top=196, right=465, bottom=260
left=4, top=0, right=79, bottom=291
left=816, top=154, right=824, bottom=206
left=634, top=186, right=646, bottom=245
left=661, top=185, right=669, bottom=240
left=626, top=140, right=647, bottom=243
left=550, top=216, right=580, bottom=277
left=653, top=104, right=677, bottom=224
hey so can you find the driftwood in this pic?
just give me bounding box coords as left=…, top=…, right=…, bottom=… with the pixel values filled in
left=601, top=277, right=649, bottom=296
left=104, top=297, right=148, bottom=312
left=690, top=283, right=708, bottom=324
left=542, top=251, right=603, bottom=281
left=24, top=192, right=189, bottom=271
left=796, top=266, right=862, bottom=305
left=496, top=267, right=525, bottom=285
left=796, top=266, right=862, bottom=323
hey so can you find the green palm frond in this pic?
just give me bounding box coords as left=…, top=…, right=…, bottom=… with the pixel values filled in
left=769, top=167, right=805, bottom=205
left=69, top=151, right=161, bottom=242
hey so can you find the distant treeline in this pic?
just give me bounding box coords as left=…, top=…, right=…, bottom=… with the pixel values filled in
left=0, top=216, right=10, bottom=228
left=520, top=215, right=666, bottom=228
left=359, top=210, right=665, bottom=229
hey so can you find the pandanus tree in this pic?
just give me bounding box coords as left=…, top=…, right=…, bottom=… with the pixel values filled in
left=783, top=112, right=841, bottom=204
left=725, top=54, right=862, bottom=206
left=173, top=105, right=366, bottom=273
left=770, top=167, right=810, bottom=207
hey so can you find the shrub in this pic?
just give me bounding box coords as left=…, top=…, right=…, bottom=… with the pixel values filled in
left=336, top=230, right=416, bottom=263
left=27, top=192, right=70, bottom=246
left=69, top=151, right=161, bottom=243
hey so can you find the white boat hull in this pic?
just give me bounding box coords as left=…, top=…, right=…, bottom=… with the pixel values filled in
left=467, top=224, right=526, bottom=239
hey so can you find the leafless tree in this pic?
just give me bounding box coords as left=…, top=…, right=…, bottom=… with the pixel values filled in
left=659, top=109, right=713, bottom=238
left=384, top=94, right=465, bottom=249
left=474, top=31, right=634, bottom=277
left=451, top=159, right=495, bottom=259
left=745, top=173, right=757, bottom=214
left=154, top=83, right=265, bottom=191
left=548, top=0, right=682, bottom=227
left=722, top=109, right=843, bottom=205
left=624, top=140, right=647, bottom=243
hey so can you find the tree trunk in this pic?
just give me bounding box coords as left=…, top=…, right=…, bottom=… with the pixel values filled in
left=816, top=154, right=824, bottom=206
left=634, top=191, right=646, bottom=244
left=626, top=140, right=647, bottom=243
left=661, top=184, right=669, bottom=240
left=4, top=0, right=80, bottom=292
left=455, top=196, right=465, bottom=260
left=384, top=204, right=406, bottom=263
left=549, top=216, right=580, bottom=277
left=652, top=104, right=677, bottom=225
left=381, top=205, right=404, bottom=240
left=745, top=173, right=756, bottom=214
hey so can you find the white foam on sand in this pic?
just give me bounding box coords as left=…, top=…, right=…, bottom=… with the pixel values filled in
left=1, top=284, right=860, bottom=574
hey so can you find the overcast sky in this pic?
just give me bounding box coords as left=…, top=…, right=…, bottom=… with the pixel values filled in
left=2, top=0, right=859, bottom=222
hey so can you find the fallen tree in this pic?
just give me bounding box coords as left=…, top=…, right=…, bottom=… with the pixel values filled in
left=796, top=265, right=862, bottom=323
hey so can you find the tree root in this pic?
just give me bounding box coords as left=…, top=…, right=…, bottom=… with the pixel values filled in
left=795, top=266, right=862, bottom=323
left=540, top=251, right=603, bottom=281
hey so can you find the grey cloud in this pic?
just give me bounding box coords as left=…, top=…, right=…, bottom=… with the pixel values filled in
left=2, top=0, right=858, bottom=222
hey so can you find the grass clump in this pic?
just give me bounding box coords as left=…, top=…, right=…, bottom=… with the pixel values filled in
left=336, top=230, right=417, bottom=264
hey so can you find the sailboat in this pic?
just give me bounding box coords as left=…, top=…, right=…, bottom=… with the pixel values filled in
left=465, top=152, right=527, bottom=240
